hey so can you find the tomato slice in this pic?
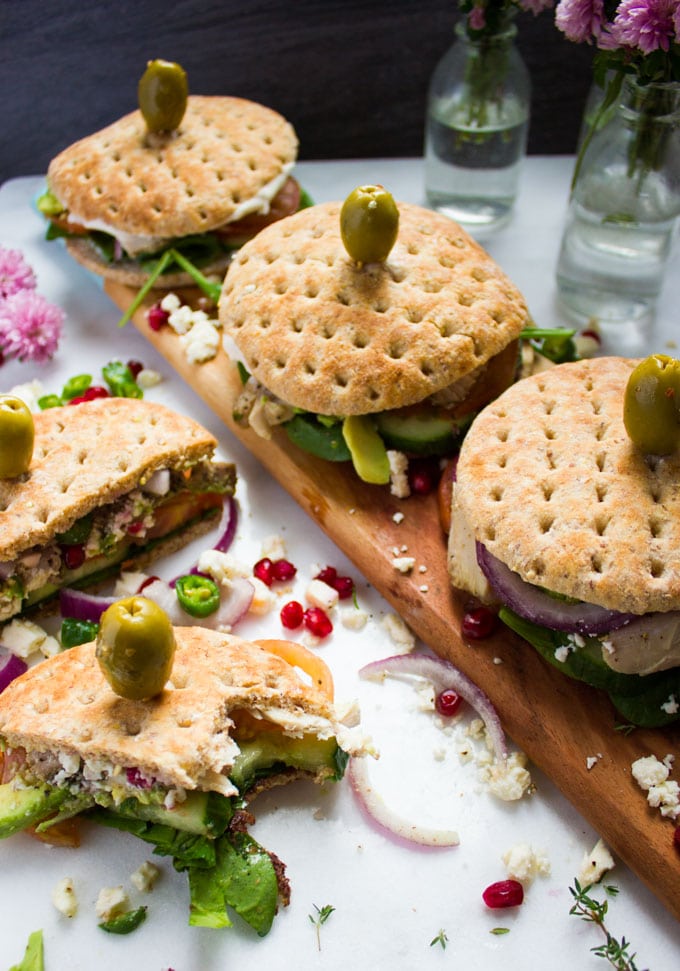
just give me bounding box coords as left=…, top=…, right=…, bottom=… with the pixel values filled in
left=144, top=490, right=223, bottom=541
left=47, top=212, right=89, bottom=236
left=215, top=177, right=301, bottom=241
left=255, top=638, right=335, bottom=700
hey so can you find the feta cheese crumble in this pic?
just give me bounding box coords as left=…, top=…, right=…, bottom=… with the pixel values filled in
left=578, top=838, right=615, bottom=886
left=631, top=754, right=680, bottom=820
left=52, top=877, right=78, bottom=918
left=381, top=612, right=416, bottom=653
left=502, top=843, right=551, bottom=884
left=95, top=886, right=129, bottom=922
left=130, top=861, right=161, bottom=893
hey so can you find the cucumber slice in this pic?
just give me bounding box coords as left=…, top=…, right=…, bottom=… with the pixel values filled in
left=342, top=416, right=391, bottom=484
left=375, top=409, right=470, bottom=456
left=113, top=790, right=233, bottom=837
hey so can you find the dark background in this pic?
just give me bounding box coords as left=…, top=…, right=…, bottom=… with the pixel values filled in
left=0, top=0, right=593, bottom=184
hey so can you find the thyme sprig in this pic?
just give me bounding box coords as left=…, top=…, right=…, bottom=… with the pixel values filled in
left=429, top=928, right=449, bottom=949
left=569, top=880, right=648, bottom=971
left=309, top=903, right=335, bottom=951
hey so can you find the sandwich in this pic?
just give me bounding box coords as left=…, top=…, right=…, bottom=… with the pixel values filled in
left=0, top=625, right=357, bottom=934
left=449, top=356, right=680, bottom=728
left=0, top=396, right=235, bottom=623
left=38, top=84, right=301, bottom=293
left=218, top=194, right=529, bottom=489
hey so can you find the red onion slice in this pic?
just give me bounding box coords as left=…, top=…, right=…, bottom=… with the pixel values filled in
left=141, top=576, right=253, bottom=630
left=58, top=588, right=116, bottom=623
left=359, top=652, right=508, bottom=764
left=170, top=496, right=238, bottom=585
left=348, top=756, right=459, bottom=849
left=0, top=650, right=28, bottom=694
left=476, top=543, right=633, bottom=635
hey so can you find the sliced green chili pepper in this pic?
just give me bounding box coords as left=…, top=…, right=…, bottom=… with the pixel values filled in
left=61, top=374, right=92, bottom=401
left=102, top=360, right=143, bottom=399
left=37, top=393, right=64, bottom=410
left=175, top=574, right=221, bottom=618
left=61, top=618, right=100, bottom=649
left=98, top=906, right=147, bottom=935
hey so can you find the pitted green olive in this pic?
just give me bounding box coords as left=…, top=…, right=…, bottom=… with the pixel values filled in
left=623, top=354, right=680, bottom=456
left=138, top=59, right=188, bottom=133
left=0, top=395, right=34, bottom=478
left=340, top=185, right=399, bottom=265
left=96, top=596, right=176, bottom=700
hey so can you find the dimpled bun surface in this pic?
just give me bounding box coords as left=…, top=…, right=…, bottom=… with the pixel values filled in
left=219, top=201, right=529, bottom=416
left=456, top=356, right=680, bottom=615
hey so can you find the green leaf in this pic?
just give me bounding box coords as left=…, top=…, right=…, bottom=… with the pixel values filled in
left=60, top=618, right=99, bottom=649
left=284, top=413, right=351, bottom=462
left=102, top=360, right=143, bottom=399
left=189, top=831, right=280, bottom=936
left=99, top=906, right=147, bottom=935
left=9, top=930, right=43, bottom=971
left=61, top=373, right=92, bottom=401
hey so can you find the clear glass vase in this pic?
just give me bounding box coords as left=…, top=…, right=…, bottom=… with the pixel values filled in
left=424, top=19, right=530, bottom=235
left=556, top=76, right=680, bottom=329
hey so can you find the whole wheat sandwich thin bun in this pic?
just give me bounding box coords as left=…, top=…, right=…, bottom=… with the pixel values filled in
left=220, top=200, right=529, bottom=417
left=0, top=627, right=347, bottom=796
left=44, top=95, right=299, bottom=288
left=0, top=396, right=235, bottom=622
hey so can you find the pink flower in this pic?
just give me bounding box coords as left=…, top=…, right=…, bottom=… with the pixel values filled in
left=0, top=290, right=64, bottom=364
left=612, top=0, right=677, bottom=53
left=0, top=246, right=36, bottom=300
left=555, top=0, right=606, bottom=42
left=518, top=0, right=554, bottom=13
left=469, top=5, right=487, bottom=30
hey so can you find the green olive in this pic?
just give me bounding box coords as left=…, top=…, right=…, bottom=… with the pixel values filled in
left=0, top=395, right=34, bottom=478
left=623, top=354, right=680, bottom=456
left=96, top=596, right=176, bottom=700
left=138, top=59, right=188, bottom=133
left=340, top=185, right=399, bottom=265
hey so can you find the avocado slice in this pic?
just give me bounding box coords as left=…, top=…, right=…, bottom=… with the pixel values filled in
left=230, top=734, right=348, bottom=794
left=342, top=416, right=391, bottom=484
left=0, top=780, right=69, bottom=838
left=112, top=789, right=233, bottom=836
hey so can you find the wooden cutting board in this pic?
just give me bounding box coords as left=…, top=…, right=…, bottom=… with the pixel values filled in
left=107, top=281, right=680, bottom=921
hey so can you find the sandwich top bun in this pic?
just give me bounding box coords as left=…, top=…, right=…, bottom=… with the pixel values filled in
left=219, top=200, right=529, bottom=416
left=0, top=396, right=217, bottom=559
left=454, top=356, right=680, bottom=616
left=46, top=95, right=298, bottom=286
left=0, top=627, right=339, bottom=794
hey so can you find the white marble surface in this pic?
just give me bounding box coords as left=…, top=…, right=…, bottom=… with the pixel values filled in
left=0, top=162, right=678, bottom=971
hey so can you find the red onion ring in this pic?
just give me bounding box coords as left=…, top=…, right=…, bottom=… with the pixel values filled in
left=58, top=588, right=116, bottom=623
left=476, top=543, right=634, bottom=635
left=359, top=652, right=508, bottom=764
left=348, top=755, right=459, bottom=849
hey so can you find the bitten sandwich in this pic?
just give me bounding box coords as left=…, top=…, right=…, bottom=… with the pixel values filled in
left=38, top=92, right=300, bottom=290
left=0, top=397, right=235, bottom=622
left=0, top=626, right=357, bottom=934
left=450, top=356, right=680, bottom=727
left=219, top=197, right=529, bottom=487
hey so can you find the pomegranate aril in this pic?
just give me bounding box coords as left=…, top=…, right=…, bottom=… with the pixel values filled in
left=280, top=600, right=304, bottom=630
left=462, top=606, right=497, bottom=640
left=333, top=575, right=355, bottom=599
left=68, top=385, right=110, bottom=405
left=127, top=359, right=144, bottom=379
left=147, top=304, right=169, bottom=331
left=253, top=558, right=274, bottom=586
left=435, top=688, right=462, bottom=717
left=482, top=880, right=524, bottom=909
left=62, top=545, right=86, bottom=570
left=315, top=566, right=338, bottom=586
left=271, top=558, right=297, bottom=582
left=127, top=521, right=145, bottom=535
left=303, top=606, right=333, bottom=638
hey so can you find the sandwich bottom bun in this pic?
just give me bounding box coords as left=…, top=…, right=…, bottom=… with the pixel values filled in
left=66, top=237, right=232, bottom=289
left=449, top=356, right=680, bottom=726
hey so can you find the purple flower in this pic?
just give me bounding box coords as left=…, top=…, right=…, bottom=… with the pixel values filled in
left=555, top=0, right=606, bottom=42
left=0, top=246, right=36, bottom=300
left=612, top=0, right=677, bottom=53
left=0, top=289, right=64, bottom=364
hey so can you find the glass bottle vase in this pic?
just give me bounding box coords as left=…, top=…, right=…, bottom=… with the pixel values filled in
left=424, top=20, right=531, bottom=235
left=555, top=76, right=680, bottom=328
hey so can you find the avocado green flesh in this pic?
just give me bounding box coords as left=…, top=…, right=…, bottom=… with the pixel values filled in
left=375, top=410, right=468, bottom=456
left=341, top=416, right=390, bottom=484
left=112, top=789, right=233, bottom=837
left=230, top=734, right=345, bottom=793
left=0, top=780, right=69, bottom=838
